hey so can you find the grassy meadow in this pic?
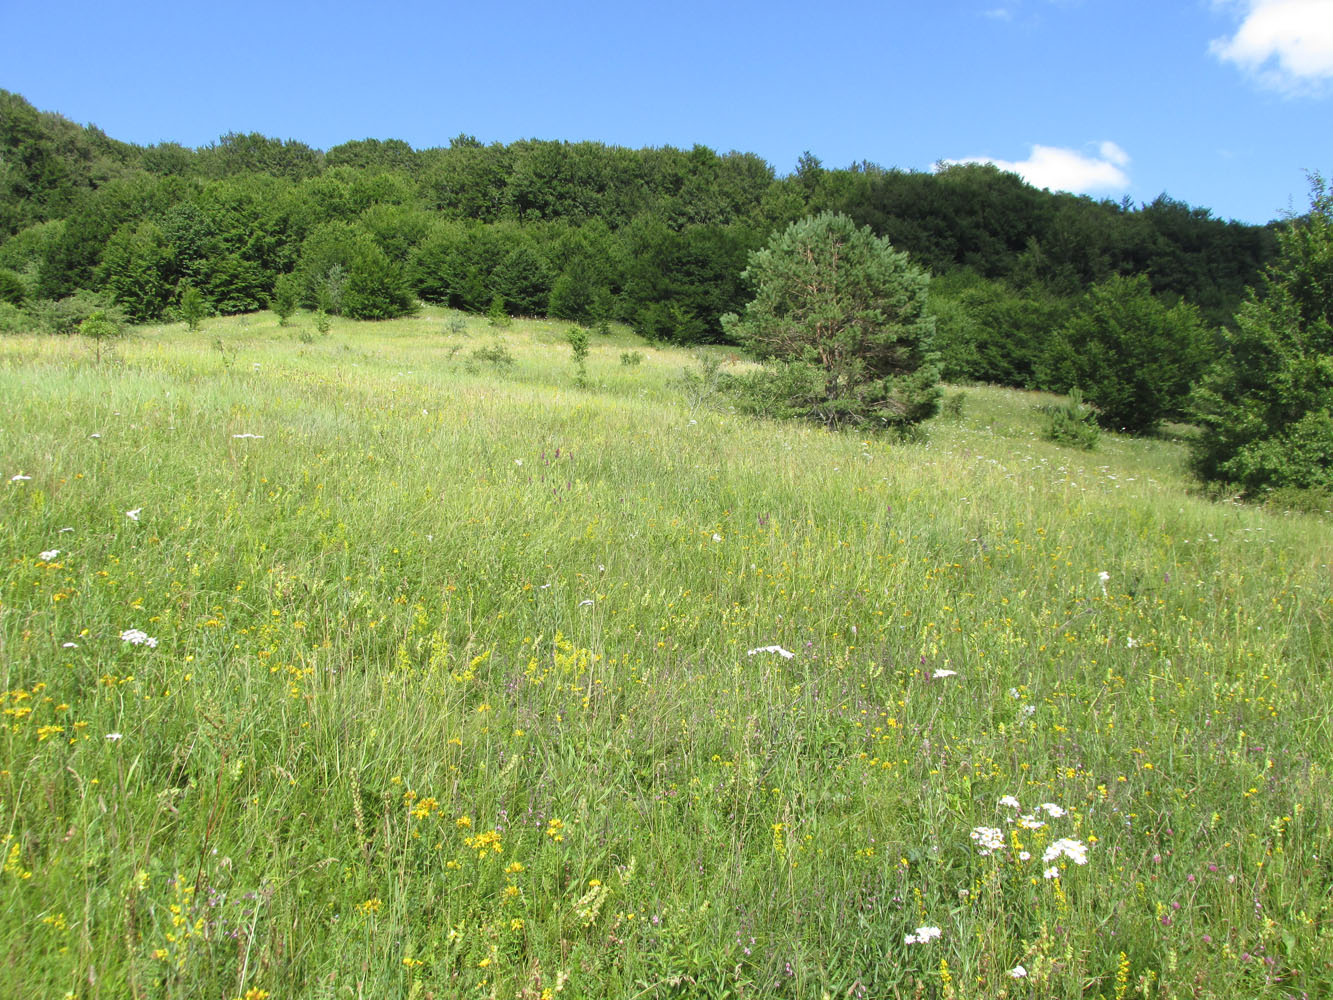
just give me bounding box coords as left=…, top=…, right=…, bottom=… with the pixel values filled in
left=2, top=310, right=1331, bottom=999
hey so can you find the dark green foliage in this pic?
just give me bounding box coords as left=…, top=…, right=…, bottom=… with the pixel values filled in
left=493, top=244, right=552, bottom=317
left=620, top=350, right=643, bottom=366
left=0, top=88, right=1280, bottom=372
left=724, top=213, right=941, bottom=430
left=0, top=301, right=27, bottom=334
left=198, top=132, right=323, bottom=181
left=930, top=268, right=1075, bottom=387
left=1192, top=175, right=1333, bottom=495
left=0, top=268, right=25, bottom=306
left=1041, top=274, right=1210, bottom=434
left=340, top=238, right=415, bottom=320
left=100, top=221, right=172, bottom=321
left=1038, top=387, right=1100, bottom=450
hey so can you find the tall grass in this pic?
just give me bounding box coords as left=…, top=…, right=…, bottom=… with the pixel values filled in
left=1, top=310, right=1330, bottom=999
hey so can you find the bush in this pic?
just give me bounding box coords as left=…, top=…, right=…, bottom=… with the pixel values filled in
left=28, top=292, right=123, bottom=336
left=722, top=212, right=940, bottom=431
left=1038, top=386, right=1100, bottom=450
left=469, top=343, right=515, bottom=371
left=0, top=268, right=26, bottom=307
left=1192, top=174, right=1333, bottom=495
left=0, top=301, right=28, bottom=334
left=1040, top=274, right=1210, bottom=434
left=619, top=350, right=643, bottom=366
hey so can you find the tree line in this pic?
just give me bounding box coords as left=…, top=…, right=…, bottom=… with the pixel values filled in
left=2, top=89, right=1275, bottom=351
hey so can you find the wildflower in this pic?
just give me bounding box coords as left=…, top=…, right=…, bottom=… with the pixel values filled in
left=998, top=795, right=1021, bottom=809
left=578, top=599, right=594, bottom=607
left=1018, top=851, right=1031, bottom=861
left=62, top=642, right=78, bottom=648
left=1043, top=838, right=1089, bottom=865
left=931, top=669, right=957, bottom=679
left=39, top=550, right=60, bottom=561
left=1017, top=814, right=1046, bottom=830
left=1009, top=966, right=1028, bottom=978
left=125, top=508, right=142, bottom=521
left=1044, top=866, right=1061, bottom=879
left=231, top=433, right=264, bottom=439
left=904, top=925, right=942, bottom=944
left=1126, top=635, right=1138, bottom=648
left=105, top=732, right=123, bottom=741
left=120, top=629, right=158, bottom=648
left=747, top=645, right=795, bottom=659
left=514, top=458, right=523, bottom=465
left=1038, top=802, right=1067, bottom=818
left=712, top=533, right=722, bottom=542
left=970, top=826, right=1005, bottom=856
left=10, top=474, right=32, bottom=482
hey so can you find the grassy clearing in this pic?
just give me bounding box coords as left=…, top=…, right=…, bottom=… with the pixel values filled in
left=2, top=311, right=1331, bottom=999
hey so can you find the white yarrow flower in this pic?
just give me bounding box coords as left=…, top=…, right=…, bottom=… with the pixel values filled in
left=931, top=669, right=957, bottom=679
left=998, top=795, right=1021, bottom=809
left=1017, top=814, right=1046, bottom=830
left=747, top=645, right=795, bottom=659
left=39, top=549, right=60, bottom=561
left=1009, top=966, right=1027, bottom=978
left=105, top=732, right=123, bottom=741
left=119, top=628, right=158, bottom=648
left=578, top=599, right=594, bottom=607
left=904, top=925, right=942, bottom=945
left=125, top=508, right=142, bottom=521
left=1038, top=802, right=1067, bottom=818
left=10, top=474, right=32, bottom=482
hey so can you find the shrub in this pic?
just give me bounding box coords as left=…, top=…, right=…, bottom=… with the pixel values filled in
left=620, top=350, right=643, bottom=367
left=28, top=292, right=122, bottom=336
left=469, top=343, right=516, bottom=371
left=0, top=268, right=26, bottom=307
left=1039, top=387, right=1100, bottom=450
left=1040, top=274, right=1210, bottom=434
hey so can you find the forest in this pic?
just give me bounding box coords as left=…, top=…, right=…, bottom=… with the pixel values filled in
left=0, top=88, right=1279, bottom=397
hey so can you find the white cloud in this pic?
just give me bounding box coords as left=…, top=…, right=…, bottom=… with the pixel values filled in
left=1211, top=0, right=1333, bottom=95
left=940, top=143, right=1131, bottom=195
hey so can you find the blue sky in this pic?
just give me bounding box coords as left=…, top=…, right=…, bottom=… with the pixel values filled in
left=5, top=0, right=1331, bottom=224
